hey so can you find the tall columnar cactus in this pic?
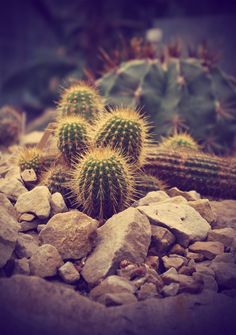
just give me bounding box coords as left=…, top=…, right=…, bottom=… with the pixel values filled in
left=69, top=147, right=135, bottom=219
left=97, top=58, right=236, bottom=154
left=55, top=116, right=90, bottom=163
left=93, top=106, right=150, bottom=165
left=18, top=147, right=43, bottom=174
left=57, top=81, right=104, bottom=122
left=158, top=133, right=200, bottom=152
left=144, top=149, right=236, bottom=199
left=0, top=106, right=22, bottom=146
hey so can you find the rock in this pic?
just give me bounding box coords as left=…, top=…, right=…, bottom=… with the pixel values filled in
left=166, top=187, right=200, bottom=201
left=19, top=213, right=36, bottom=222
left=29, top=244, right=63, bottom=278
left=189, top=241, right=225, bottom=260
left=1, top=275, right=236, bottom=335
left=0, top=177, right=28, bottom=200
left=37, top=224, right=46, bottom=233
left=138, top=203, right=210, bottom=247
left=162, top=255, right=187, bottom=271
left=145, top=256, right=160, bottom=272
left=159, top=196, right=188, bottom=205
left=137, top=282, right=159, bottom=300
left=0, top=195, right=20, bottom=267
left=162, top=270, right=203, bottom=294
left=13, top=258, right=30, bottom=275
left=162, top=283, right=180, bottom=297
left=90, top=275, right=136, bottom=301
left=178, top=265, right=196, bottom=276
left=195, top=263, right=215, bottom=277
left=137, top=191, right=169, bottom=206
left=21, top=131, right=43, bottom=146
left=19, top=221, right=40, bottom=232
left=50, top=192, right=68, bottom=215
left=188, top=199, right=216, bottom=224
left=210, top=200, right=236, bottom=229
left=213, top=253, right=235, bottom=263
left=193, top=272, right=218, bottom=292
left=97, top=292, right=137, bottom=306
left=15, top=186, right=51, bottom=219
left=210, top=262, right=236, bottom=289
left=82, top=208, right=151, bottom=285
left=15, top=233, right=39, bottom=258
left=151, top=225, right=175, bottom=254
left=58, top=262, right=80, bottom=284
left=208, top=228, right=236, bottom=247
left=21, top=169, right=37, bottom=186
left=39, top=210, right=98, bottom=260
left=186, top=251, right=205, bottom=262
left=169, top=243, right=186, bottom=256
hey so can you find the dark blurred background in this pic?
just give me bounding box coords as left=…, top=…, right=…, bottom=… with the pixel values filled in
left=1, top=0, right=236, bottom=120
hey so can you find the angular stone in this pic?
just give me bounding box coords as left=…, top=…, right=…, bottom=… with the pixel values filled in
left=189, top=241, right=224, bottom=260
left=162, top=270, right=203, bottom=294
left=138, top=203, right=210, bottom=247
left=50, top=192, right=68, bottom=215
left=13, top=258, right=30, bottom=275
left=137, top=191, right=169, bottom=206
left=19, top=213, right=36, bottom=222
left=21, top=169, right=37, bottom=187
left=15, top=186, right=51, bottom=219
left=186, top=251, right=205, bottom=262
left=166, top=187, right=200, bottom=201
left=151, top=225, right=175, bottom=254
left=90, top=275, right=136, bottom=301
left=208, top=228, right=236, bottom=247
left=213, top=253, right=235, bottom=263
left=15, top=233, right=39, bottom=258
left=159, top=196, right=188, bottom=205
left=178, top=265, right=196, bottom=276
left=162, top=255, right=187, bottom=271
left=169, top=243, right=186, bottom=256
left=188, top=199, right=216, bottom=224
left=195, top=263, right=215, bottom=277
left=137, top=282, right=159, bottom=300
left=29, top=244, right=63, bottom=278
left=162, top=283, right=179, bottom=297
left=210, top=262, right=236, bottom=289
left=39, top=210, right=98, bottom=260
left=97, top=292, right=137, bottom=306
left=0, top=195, right=20, bottom=267
left=82, top=208, right=151, bottom=285
left=58, top=262, right=80, bottom=284
left=0, top=177, right=27, bottom=200
left=19, top=221, right=39, bottom=232
left=193, top=272, right=218, bottom=291
left=210, top=200, right=236, bottom=229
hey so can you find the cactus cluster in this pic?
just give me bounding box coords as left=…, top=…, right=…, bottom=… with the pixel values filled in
left=97, top=58, right=236, bottom=154
left=18, top=147, right=43, bottom=174
left=157, top=133, right=200, bottom=152
left=0, top=106, right=22, bottom=146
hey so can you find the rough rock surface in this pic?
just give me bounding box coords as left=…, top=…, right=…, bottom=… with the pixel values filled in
left=189, top=241, right=225, bottom=260
left=50, top=192, right=68, bottom=215
left=166, top=187, right=200, bottom=201
left=136, top=191, right=169, bottom=206
left=210, top=262, right=236, bottom=289
left=0, top=177, right=28, bottom=200
left=210, top=200, right=236, bottom=229
left=29, top=244, right=63, bottom=278
left=151, top=225, right=175, bottom=254
left=82, top=208, right=151, bottom=285
left=138, top=203, right=210, bottom=247
left=15, top=233, right=39, bottom=258
left=39, top=210, right=98, bottom=260
left=208, top=228, right=236, bottom=247
left=1, top=275, right=236, bottom=335
left=58, top=262, right=80, bottom=284
left=15, top=186, right=51, bottom=219
left=188, top=199, right=216, bottom=224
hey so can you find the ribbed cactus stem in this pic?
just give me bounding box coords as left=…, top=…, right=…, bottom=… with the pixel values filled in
left=69, top=147, right=135, bottom=219
left=144, top=149, right=236, bottom=198
left=18, top=147, right=42, bottom=174
left=158, top=133, right=200, bottom=152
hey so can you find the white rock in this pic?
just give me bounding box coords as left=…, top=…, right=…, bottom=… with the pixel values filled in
left=58, top=262, right=80, bottom=284
left=151, top=225, right=175, bottom=254
left=138, top=203, right=210, bottom=247
left=15, top=186, right=51, bottom=219
left=137, top=282, right=159, bottom=300
left=15, top=233, right=39, bottom=258
left=188, top=199, right=216, bottom=224
left=208, top=228, right=236, bottom=247
left=137, top=191, right=169, bottom=206
left=82, top=208, right=151, bottom=285
left=0, top=177, right=27, bottom=200
left=29, top=244, right=63, bottom=278
left=162, top=255, right=187, bottom=271
left=189, top=241, right=225, bottom=260
left=162, top=283, right=180, bottom=297
left=97, top=292, right=137, bottom=306
left=50, top=192, right=68, bottom=215
left=166, top=187, right=200, bottom=201
left=13, top=258, right=30, bottom=275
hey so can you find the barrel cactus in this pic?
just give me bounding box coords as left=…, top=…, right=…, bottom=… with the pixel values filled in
left=69, top=147, right=135, bottom=219
left=56, top=116, right=90, bottom=163
left=0, top=106, right=22, bottom=146
left=97, top=58, right=236, bottom=154
left=57, top=81, right=104, bottom=122
left=158, top=133, right=200, bottom=152
left=18, top=147, right=43, bottom=174
left=93, top=106, right=150, bottom=165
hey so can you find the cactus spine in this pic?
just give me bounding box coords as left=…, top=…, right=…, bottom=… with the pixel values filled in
left=57, top=81, right=104, bottom=122
left=158, top=133, right=200, bottom=152
left=69, top=147, right=135, bottom=219
left=144, top=149, right=236, bottom=198
left=18, top=147, right=43, bottom=174
left=56, top=116, right=90, bottom=163
left=94, top=107, right=150, bottom=165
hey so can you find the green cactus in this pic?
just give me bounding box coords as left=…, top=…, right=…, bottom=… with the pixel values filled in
left=69, top=147, right=135, bottom=219
left=158, top=133, right=200, bottom=152
left=57, top=81, right=104, bottom=122
left=97, top=58, right=236, bottom=154
left=0, top=106, right=22, bottom=146
left=93, top=106, right=150, bottom=165
left=144, top=149, right=236, bottom=199
left=18, top=147, right=43, bottom=174
left=56, top=116, right=90, bottom=163
left=135, top=173, right=166, bottom=198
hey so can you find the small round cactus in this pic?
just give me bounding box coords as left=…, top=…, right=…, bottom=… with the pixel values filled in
left=158, top=133, right=200, bottom=152
left=56, top=116, right=90, bottom=163
left=57, top=81, right=104, bottom=122
left=69, top=147, right=135, bottom=219
left=18, top=147, right=42, bottom=174
left=94, top=106, right=150, bottom=165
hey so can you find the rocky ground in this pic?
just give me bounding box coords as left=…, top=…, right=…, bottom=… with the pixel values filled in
left=0, top=146, right=236, bottom=335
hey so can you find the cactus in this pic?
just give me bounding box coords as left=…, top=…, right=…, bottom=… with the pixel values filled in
left=93, top=106, right=150, bottom=164
left=18, top=147, right=43, bottom=174
left=135, top=173, right=166, bottom=198
left=158, top=133, right=200, bottom=152
left=97, top=58, right=236, bottom=154
left=56, top=116, right=90, bottom=163
left=0, top=106, right=22, bottom=146
left=144, top=149, right=236, bottom=199
left=69, top=147, right=135, bottom=219
left=57, top=81, right=104, bottom=122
